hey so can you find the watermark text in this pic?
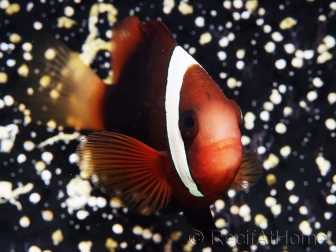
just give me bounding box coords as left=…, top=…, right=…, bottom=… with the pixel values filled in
left=189, top=230, right=329, bottom=246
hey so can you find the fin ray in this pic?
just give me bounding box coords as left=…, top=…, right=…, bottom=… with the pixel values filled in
left=230, top=150, right=262, bottom=191
left=76, top=131, right=172, bottom=215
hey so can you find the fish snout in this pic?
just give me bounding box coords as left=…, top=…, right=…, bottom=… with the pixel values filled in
left=191, top=138, right=243, bottom=196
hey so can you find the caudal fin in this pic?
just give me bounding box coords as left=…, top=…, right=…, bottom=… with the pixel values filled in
left=13, top=36, right=106, bottom=130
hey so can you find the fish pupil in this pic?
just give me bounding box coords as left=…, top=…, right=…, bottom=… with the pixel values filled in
left=184, top=116, right=195, bottom=128
left=179, top=109, right=199, bottom=139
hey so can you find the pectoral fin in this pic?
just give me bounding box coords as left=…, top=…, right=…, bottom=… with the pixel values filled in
left=76, top=131, right=172, bottom=215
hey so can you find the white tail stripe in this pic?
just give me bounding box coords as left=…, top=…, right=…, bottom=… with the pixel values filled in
left=165, top=46, right=204, bottom=197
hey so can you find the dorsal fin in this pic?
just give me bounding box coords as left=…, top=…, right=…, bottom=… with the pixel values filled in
left=14, top=36, right=106, bottom=130
left=102, top=16, right=178, bottom=140
left=110, top=16, right=142, bottom=84
left=110, top=16, right=177, bottom=84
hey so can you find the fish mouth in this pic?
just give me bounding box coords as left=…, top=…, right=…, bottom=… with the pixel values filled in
left=197, top=138, right=243, bottom=167
left=189, top=138, right=243, bottom=197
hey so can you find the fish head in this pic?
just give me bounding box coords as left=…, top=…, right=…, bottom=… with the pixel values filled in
left=178, top=64, right=243, bottom=200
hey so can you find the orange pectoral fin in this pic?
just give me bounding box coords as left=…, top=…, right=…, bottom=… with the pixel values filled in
left=76, top=131, right=172, bottom=215
left=230, top=150, right=262, bottom=191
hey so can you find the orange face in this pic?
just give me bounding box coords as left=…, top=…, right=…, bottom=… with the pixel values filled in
left=179, top=65, right=243, bottom=199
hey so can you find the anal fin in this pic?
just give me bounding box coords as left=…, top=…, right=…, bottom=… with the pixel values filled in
left=184, top=207, right=220, bottom=244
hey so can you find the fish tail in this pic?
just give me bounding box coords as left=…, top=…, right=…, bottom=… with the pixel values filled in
left=12, top=35, right=106, bottom=130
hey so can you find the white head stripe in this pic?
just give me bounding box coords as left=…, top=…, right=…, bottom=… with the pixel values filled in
left=165, top=46, right=204, bottom=197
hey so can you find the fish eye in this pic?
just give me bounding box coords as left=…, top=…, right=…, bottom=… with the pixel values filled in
left=179, top=109, right=199, bottom=139
left=184, top=115, right=195, bottom=128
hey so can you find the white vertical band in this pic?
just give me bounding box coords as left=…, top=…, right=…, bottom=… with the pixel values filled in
left=165, top=46, right=204, bottom=197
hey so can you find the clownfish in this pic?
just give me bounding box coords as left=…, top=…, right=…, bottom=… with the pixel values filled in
left=13, top=16, right=261, bottom=238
